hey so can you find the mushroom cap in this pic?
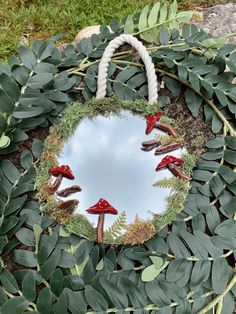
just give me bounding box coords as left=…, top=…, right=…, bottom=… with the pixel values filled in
left=156, top=155, right=184, bottom=171
left=86, top=198, right=118, bottom=215
left=145, top=113, right=162, bottom=135
left=48, top=165, right=75, bottom=179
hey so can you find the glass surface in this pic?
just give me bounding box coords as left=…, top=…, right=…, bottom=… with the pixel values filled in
left=58, top=111, right=185, bottom=229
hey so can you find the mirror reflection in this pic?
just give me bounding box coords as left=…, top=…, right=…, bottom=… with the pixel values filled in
left=58, top=111, right=185, bottom=229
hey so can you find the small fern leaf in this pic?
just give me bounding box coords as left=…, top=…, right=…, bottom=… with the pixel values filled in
left=153, top=177, right=181, bottom=189
left=105, top=211, right=127, bottom=242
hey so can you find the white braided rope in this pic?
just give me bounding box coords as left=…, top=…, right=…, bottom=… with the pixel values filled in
left=96, top=34, right=158, bottom=104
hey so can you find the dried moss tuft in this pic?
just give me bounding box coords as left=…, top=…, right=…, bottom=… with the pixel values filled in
left=124, top=216, right=156, bottom=245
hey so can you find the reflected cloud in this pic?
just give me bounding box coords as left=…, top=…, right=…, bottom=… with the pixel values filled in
left=58, top=111, right=186, bottom=228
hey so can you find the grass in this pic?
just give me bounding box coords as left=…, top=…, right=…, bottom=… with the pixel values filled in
left=0, top=0, right=231, bottom=61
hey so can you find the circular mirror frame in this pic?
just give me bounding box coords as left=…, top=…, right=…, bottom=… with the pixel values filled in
left=36, top=96, right=196, bottom=245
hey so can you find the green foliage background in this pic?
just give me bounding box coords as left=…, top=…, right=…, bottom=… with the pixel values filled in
left=0, top=0, right=231, bottom=60
left=0, top=1, right=236, bottom=313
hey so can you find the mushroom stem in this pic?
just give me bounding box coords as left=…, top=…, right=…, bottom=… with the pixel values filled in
left=141, top=139, right=161, bottom=151
left=97, top=213, right=105, bottom=244
left=168, top=163, right=191, bottom=181
left=50, top=173, right=63, bottom=193
left=154, top=121, right=178, bottom=137
left=155, top=142, right=183, bottom=155
left=57, top=185, right=82, bottom=197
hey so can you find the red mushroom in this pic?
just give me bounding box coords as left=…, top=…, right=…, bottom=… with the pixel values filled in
left=145, top=113, right=178, bottom=137
left=48, top=165, right=75, bottom=193
left=86, top=198, right=118, bottom=244
left=156, top=155, right=191, bottom=181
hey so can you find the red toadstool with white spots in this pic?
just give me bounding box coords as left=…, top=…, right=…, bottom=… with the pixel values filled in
left=86, top=198, right=118, bottom=244
left=156, top=155, right=191, bottom=181
left=48, top=165, right=75, bottom=193
left=145, top=113, right=178, bottom=137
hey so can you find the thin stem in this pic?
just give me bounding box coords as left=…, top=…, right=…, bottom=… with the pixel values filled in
left=196, top=266, right=236, bottom=314
left=223, top=32, right=236, bottom=39
left=156, top=68, right=236, bottom=137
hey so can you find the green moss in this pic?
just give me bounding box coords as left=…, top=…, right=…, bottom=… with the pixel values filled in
left=181, top=152, right=196, bottom=176
left=65, top=214, right=96, bottom=240
left=153, top=179, right=189, bottom=230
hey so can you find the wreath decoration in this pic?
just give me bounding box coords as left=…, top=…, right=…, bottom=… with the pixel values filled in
left=0, top=1, right=236, bottom=313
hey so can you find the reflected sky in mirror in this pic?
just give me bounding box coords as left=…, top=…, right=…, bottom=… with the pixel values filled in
left=58, top=111, right=185, bottom=229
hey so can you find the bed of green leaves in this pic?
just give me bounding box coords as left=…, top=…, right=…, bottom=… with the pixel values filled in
left=0, top=1, right=236, bottom=313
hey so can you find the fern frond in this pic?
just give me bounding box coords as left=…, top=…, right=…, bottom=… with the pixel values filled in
left=104, top=211, right=127, bottom=242
left=160, top=115, right=176, bottom=125
left=153, top=176, right=182, bottom=188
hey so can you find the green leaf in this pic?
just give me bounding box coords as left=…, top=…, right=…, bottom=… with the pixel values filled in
left=99, top=277, right=129, bottom=308
left=163, top=76, right=181, bottom=97
left=149, top=256, right=164, bottom=268
left=32, top=139, right=43, bottom=159
left=214, top=219, right=236, bottom=237
left=20, top=151, right=33, bottom=169
left=184, top=89, right=202, bottom=117
left=159, top=27, right=170, bottom=45
left=0, top=73, right=21, bottom=102
left=0, top=90, right=14, bottom=114
left=145, top=282, right=171, bottom=306
left=13, top=250, right=38, bottom=267
left=40, top=248, right=61, bottom=280
left=120, top=277, right=147, bottom=307
left=62, top=275, right=84, bottom=291
left=19, top=46, right=37, bottom=69
left=212, top=258, right=229, bottom=294
left=0, top=269, right=19, bottom=293
left=54, top=291, right=67, bottom=314
left=27, top=73, right=53, bottom=89
left=190, top=260, right=211, bottom=291
left=37, top=288, right=52, bottom=314
left=1, top=296, right=30, bottom=314
left=37, top=231, right=58, bottom=264
left=159, top=2, right=168, bottom=23
left=124, top=15, right=134, bottom=34
left=2, top=160, right=20, bottom=183
left=84, top=285, right=108, bottom=312
left=176, top=11, right=193, bottom=22
left=169, top=0, right=177, bottom=19
left=224, top=149, right=236, bottom=165
left=84, top=74, right=97, bottom=93
left=212, top=113, right=223, bottom=133
left=64, top=289, right=86, bottom=314
left=141, top=261, right=168, bottom=282
left=226, top=136, right=236, bottom=150
left=50, top=269, right=63, bottom=297
left=78, top=38, right=93, bottom=56
left=22, top=271, right=36, bottom=302
left=15, top=227, right=35, bottom=246
left=13, top=106, right=44, bottom=119
left=205, top=136, right=225, bottom=149
left=138, top=5, right=149, bottom=32
left=148, top=2, right=160, bottom=27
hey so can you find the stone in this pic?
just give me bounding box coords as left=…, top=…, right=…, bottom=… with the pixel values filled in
left=196, top=3, right=236, bottom=41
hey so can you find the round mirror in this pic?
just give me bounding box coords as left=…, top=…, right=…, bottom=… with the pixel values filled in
left=37, top=100, right=195, bottom=245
